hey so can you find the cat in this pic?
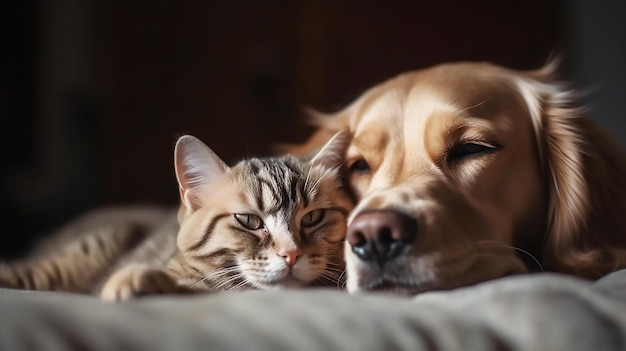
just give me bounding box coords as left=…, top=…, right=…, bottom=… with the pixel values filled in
left=0, top=131, right=354, bottom=301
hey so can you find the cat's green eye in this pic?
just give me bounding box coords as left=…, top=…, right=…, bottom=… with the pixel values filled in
left=234, top=214, right=264, bottom=230
left=301, top=209, right=325, bottom=227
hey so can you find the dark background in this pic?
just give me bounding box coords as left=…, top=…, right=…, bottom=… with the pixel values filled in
left=1, top=1, right=625, bottom=258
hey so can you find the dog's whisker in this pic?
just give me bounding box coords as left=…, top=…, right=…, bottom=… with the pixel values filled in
left=469, top=252, right=532, bottom=274
left=470, top=240, right=544, bottom=272
left=458, top=100, right=487, bottom=114
left=506, top=247, right=544, bottom=272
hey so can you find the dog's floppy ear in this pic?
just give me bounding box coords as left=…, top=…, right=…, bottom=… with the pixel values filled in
left=519, top=62, right=626, bottom=278
left=277, top=108, right=350, bottom=156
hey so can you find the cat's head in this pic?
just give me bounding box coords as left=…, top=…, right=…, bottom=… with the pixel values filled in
left=173, top=131, right=353, bottom=291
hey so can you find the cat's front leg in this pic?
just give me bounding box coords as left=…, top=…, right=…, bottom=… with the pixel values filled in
left=100, top=264, right=191, bottom=302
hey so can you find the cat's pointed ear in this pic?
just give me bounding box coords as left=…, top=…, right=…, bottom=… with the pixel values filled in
left=174, top=135, right=229, bottom=211
left=309, top=129, right=352, bottom=169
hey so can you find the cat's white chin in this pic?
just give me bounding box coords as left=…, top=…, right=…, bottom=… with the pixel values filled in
left=243, top=258, right=320, bottom=290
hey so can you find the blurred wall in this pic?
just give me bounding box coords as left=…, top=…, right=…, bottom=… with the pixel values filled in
left=565, top=0, right=626, bottom=143
left=2, top=1, right=624, bottom=257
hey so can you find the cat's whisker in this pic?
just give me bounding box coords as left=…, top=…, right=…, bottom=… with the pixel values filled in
left=211, top=272, right=247, bottom=291
left=305, top=166, right=331, bottom=199
left=336, top=270, right=347, bottom=288
left=190, top=272, right=225, bottom=289
left=320, top=265, right=345, bottom=273
left=211, top=276, right=241, bottom=291
left=314, top=253, right=344, bottom=259
left=190, top=266, right=241, bottom=289
left=322, top=261, right=345, bottom=268
left=200, top=270, right=240, bottom=289
left=191, top=275, right=218, bottom=289
left=303, top=161, right=314, bottom=196
left=321, top=263, right=345, bottom=271
left=317, top=270, right=341, bottom=284
left=190, top=276, right=219, bottom=290
left=324, top=267, right=344, bottom=273
left=322, top=270, right=345, bottom=277
left=319, top=273, right=340, bottom=284
left=190, top=278, right=208, bottom=289
left=318, top=255, right=343, bottom=261
left=307, top=167, right=336, bottom=198
left=202, top=266, right=240, bottom=280
left=226, top=279, right=251, bottom=292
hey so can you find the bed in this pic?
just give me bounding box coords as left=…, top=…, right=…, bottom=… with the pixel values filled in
left=2, top=268, right=625, bottom=351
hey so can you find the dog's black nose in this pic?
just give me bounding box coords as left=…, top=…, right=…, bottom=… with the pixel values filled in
left=346, top=210, right=418, bottom=265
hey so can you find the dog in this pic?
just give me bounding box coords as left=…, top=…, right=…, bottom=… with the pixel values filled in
left=291, top=60, right=626, bottom=295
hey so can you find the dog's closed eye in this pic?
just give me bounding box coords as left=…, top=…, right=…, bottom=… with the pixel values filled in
left=446, top=142, right=498, bottom=165
left=349, top=159, right=371, bottom=174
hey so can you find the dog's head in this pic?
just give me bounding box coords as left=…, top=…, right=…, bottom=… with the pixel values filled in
left=296, top=61, right=626, bottom=295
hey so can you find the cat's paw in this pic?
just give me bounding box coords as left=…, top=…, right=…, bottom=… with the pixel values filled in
left=100, top=264, right=184, bottom=302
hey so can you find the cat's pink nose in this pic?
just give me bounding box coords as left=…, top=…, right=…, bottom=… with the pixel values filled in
left=278, top=248, right=302, bottom=267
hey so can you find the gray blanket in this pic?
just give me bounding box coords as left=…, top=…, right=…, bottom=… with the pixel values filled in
left=1, top=270, right=626, bottom=351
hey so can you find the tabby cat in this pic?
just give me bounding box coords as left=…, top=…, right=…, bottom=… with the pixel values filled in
left=0, top=131, right=353, bottom=301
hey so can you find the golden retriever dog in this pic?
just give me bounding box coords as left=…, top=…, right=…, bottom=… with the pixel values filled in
left=292, top=60, right=626, bottom=295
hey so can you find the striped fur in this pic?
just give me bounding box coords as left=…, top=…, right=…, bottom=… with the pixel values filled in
left=168, top=131, right=353, bottom=293
left=1, top=132, right=353, bottom=300
left=0, top=207, right=177, bottom=294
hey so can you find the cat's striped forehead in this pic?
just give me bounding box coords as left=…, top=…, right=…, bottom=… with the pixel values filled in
left=232, top=156, right=312, bottom=215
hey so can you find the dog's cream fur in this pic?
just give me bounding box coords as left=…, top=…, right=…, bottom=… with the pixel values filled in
left=294, top=61, right=626, bottom=294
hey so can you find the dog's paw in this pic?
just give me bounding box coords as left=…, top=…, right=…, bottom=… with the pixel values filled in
left=100, top=264, right=183, bottom=302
